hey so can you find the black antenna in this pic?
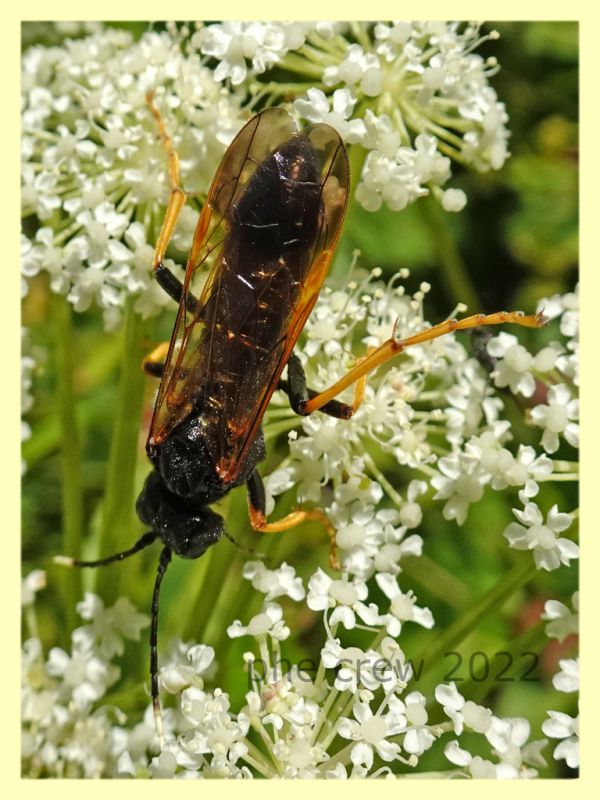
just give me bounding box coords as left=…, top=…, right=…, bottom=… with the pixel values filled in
left=54, top=530, right=157, bottom=568
left=56, top=531, right=172, bottom=748
left=150, top=547, right=171, bottom=749
left=221, top=529, right=271, bottom=565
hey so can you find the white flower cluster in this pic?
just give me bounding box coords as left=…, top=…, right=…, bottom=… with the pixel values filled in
left=22, top=586, right=149, bottom=778
left=192, top=22, right=508, bottom=211
left=190, top=21, right=321, bottom=85
left=22, top=25, right=244, bottom=328
left=289, top=22, right=510, bottom=213
left=23, top=269, right=578, bottom=774
left=539, top=592, right=579, bottom=770
left=21, top=328, right=44, bottom=474
left=22, top=22, right=578, bottom=781
left=264, top=273, right=578, bottom=577
left=22, top=21, right=513, bottom=332
left=22, top=570, right=553, bottom=778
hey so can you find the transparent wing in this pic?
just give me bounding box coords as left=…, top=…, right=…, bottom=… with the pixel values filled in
left=148, top=108, right=297, bottom=447
left=148, top=110, right=349, bottom=486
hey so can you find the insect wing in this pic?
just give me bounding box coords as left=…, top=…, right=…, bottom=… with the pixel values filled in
left=147, top=108, right=298, bottom=447
left=212, top=120, right=349, bottom=482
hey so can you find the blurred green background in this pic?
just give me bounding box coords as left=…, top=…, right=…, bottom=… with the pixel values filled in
left=22, top=22, right=578, bottom=777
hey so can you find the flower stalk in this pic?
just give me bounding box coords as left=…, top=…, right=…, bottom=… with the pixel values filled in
left=53, top=294, right=83, bottom=636
left=96, top=300, right=150, bottom=603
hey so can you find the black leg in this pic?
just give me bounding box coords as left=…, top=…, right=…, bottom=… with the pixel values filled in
left=278, top=353, right=354, bottom=420
left=151, top=546, right=172, bottom=748
left=143, top=359, right=165, bottom=378
left=155, top=263, right=197, bottom=314
left=247, top=468, right=266, bottom=514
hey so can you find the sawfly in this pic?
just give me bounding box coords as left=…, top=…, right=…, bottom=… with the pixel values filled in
left=57, top=94, right=545, bottom=744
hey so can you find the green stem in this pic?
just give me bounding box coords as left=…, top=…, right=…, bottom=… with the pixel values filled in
left=319, top=690, right=353, bottom=751
left=242, top=739, right=277, bottom=777
left=182, top=529, right=237, bottom=643
left=96, top=300, right=150, bottom=603
left=551, top=460, right=579, bottom=472
left=321, top=741, right=355, bottom=770
left=279, top=52, right=324, bottom=78
left=415, top=558, right=537, bottom=681
left=23, top=337, right=123, bottom=468
left=311, top=685, right=339, bottom=745
left=363, top=452, right=404, bottom=506
left=250, top=719, right=283, bottom=775
left=53, top=295, right=83, bottom=637
left=401, top=554, right=472, bottom=610
left=263, top=418, right=301, bottom=442
left=445, top=621, right=547, bottom=706
left=350, top=21, right=372, bottom=52
left=419, top=196, right=480, bottom=312
left=540, top=473, right=578, bottom=482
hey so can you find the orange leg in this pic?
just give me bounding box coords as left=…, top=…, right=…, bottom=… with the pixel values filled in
left=247, top=471, right=340, bottom=570
left=249, top=506, right=340, bottom=571
left=302, top=310, right=547, bottom=414
left=142, top=341, right=171, bottom=377
left=338, top=347, right=373, bottom=416
left=146, top=91, right=188, bottom=273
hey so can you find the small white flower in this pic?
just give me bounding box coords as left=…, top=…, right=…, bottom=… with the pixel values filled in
left=503, top=502, right=578, bottom=571
left=431, top=452, right=489, bottom=525
left=227, top=602, right=290, bottom=641
left=294, top=88, right=366, bottom=143
left=123, top=221, right=174, bottom=319
left=21, top=166, right=61, bottom=220
left=46, top=634, right=116, bottom=710
left=487, top=333, right=560, bottom=397
left=271, top=728, right=326, bottom=776
left=262, top=464, right=296, bottom=515
left=22, top=570, right=46, bottom=606
left=486, top=717, right=548, bottom=778
left=531, top=384, right=579, bottom=453
left=115, top=750, right=136, bottom=777
left=307, top=568, right=375, bottom=629
left=76, top=593, right=149, bottom=659
left=160, top=641, right=215, bottom=694
left=323, top=44, right=383, bottom=97
left=542, top=710, right=579, bottom=768
left=400, top=480, right=427, bottom=529
left=338, top=699, right=404, bottom=769
left=243, top=560, right=305, bottom=602
left=444, top=741, right=504, bottom=778
left=66, top=255, right=129, bottom=314
left=197, top=22, right=289, bottom=85
left=435, top=683, right=492, bottom=735
left=360, top=110, right=401, bottom=156
left=444, top=358, right=503, bottom=446
left=75, top=202, right=130, bottom=267
left=373, top=21, right=413, bottom=61
left=542, top=592, right=579, bottom=642
left=320, top=640, right=395, bottom=692
left=402, top=691, right=435, bottom=756
left=150, top=747, right=179, bottom=778
left=42, top=121, right=97, bottom=171
left=552, top=658, right=579, bottom=693
left=441, top=188, right=467, bottom=212
left=375, top=574, right=434, bottom=636
left=467, top=435, right=552, bottom=497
